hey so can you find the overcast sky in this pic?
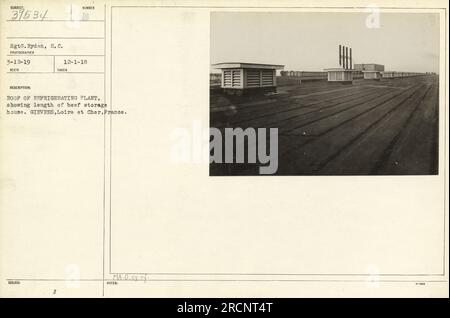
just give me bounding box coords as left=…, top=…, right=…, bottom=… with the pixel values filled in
left=210, top=12, right=440, bottom=73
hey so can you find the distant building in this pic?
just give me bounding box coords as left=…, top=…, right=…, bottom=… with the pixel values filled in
left=354, top=63, right=385, bottom=80
left=354, top=64, right=385, bottom=72
left=280, top=71, right=328, bottom=81
left=323, top=45, right=355, bottom=84
left=382, top=71, right=396, bottom=79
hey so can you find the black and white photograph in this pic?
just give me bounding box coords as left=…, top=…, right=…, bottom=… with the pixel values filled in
left=210, top=12, right=440, bottom=176
left=1, top=0, right=447, bottom=300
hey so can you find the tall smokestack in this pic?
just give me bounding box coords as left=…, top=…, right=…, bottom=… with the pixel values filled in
left=339, top=45, right=342, bottom=66
left=342, top=46, right=346, bottom=69
left=345, top=46, right=348, bottom=69
left=345, top=47, right=349, bottom=69
left=349, top=48, right=352, bottom=70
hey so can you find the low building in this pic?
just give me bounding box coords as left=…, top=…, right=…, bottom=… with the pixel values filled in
left=354, top=63, right=385, bottom=80
left=280, top=71, right=328, bottom=82
left=354, top=64, right=385, bottom=72
left=324, top=68, right=354, bottom=84
left=352, top=70, right=364, bottom=79
left=382, top=71, right=396, bottom=79
left=212, top=62, right=284, bottom=94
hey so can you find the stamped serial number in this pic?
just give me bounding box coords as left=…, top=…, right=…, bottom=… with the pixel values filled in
left=10, top=7, right=48, bottom=21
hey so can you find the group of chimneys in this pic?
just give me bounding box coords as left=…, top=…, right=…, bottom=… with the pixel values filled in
left=339, top=45, right=353, bottom=70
